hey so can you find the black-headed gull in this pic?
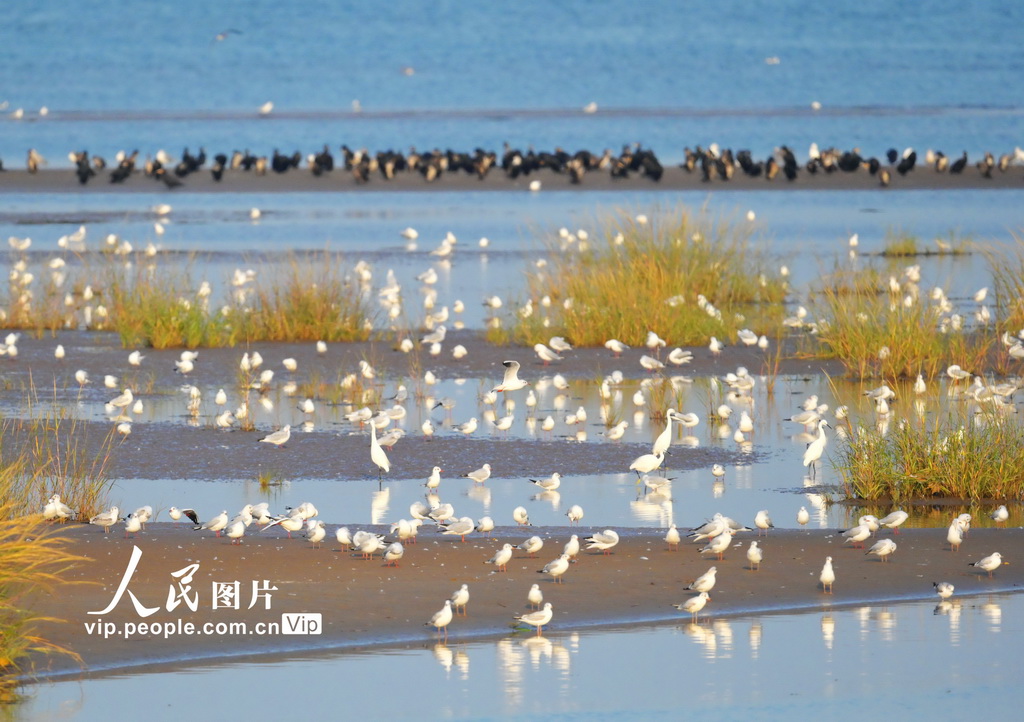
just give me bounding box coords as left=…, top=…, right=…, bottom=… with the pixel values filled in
left=969, top=551, right=1005, bottom=578
left=258, top=425, right=291, bottom=448
left=492, top=360, right=528, bottom=392
left=487, top=543, right=514, bottom=571
left=518, top=535, right=543, bottom=558
left=514, top=602, right=553, bottom=636
left=820, top=556, right=835, bottom=593
left=747, top=541, right=763, bottom=570
left=450, top=584, right=470, bottom=615
left=427, top=599, right=453, bottom=639
left=540, top=554, right=570, bottom=583
left=674, top=591, right=710, bottom=621
left=866, top=538, right=897, bottom=562
left=585, top=529, right=619, bottom=555
left=89, top=506, right=119, bottom=533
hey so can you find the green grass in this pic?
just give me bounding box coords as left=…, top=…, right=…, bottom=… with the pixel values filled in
left=834, top=409, right=1024, bottom=501
left=495, top=207, right=788, bottom=347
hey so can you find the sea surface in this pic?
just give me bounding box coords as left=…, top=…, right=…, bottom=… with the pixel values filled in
left=2, top=0, right=1024, bottom=165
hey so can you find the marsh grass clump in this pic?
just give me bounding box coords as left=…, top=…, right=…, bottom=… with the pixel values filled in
left=501, top=207, right=788, bottom=347
left=234, top=257, right=373, bottom=344
left=880, top=230, right=970, bottom=257
left=809, top=264, right=994, bottom=379
left=835, top=411, right=1024, bottom=501
left=105, top=253, right=372, bottom=349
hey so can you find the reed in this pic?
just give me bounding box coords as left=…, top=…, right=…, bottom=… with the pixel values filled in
left=834, top=410, right=1024, bottom=501
left=501, top=207, right=788, bottom=347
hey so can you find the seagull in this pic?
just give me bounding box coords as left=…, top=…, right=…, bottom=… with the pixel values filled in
left=201, top=510, right=229, bottom=537
left=258, top=425, right=291, bottom=448
left=426, top=599, right=453, bottom=639
left=566, top=504, right=584, bottom=525
left=528, top=584, right=544, bottom=609
left=518, top=535, right=544, bottom=557
left=642, top=475, right=672, bottom=494
left=711, top=464, right=726, bottom=479
left=934, top=581, right=955, bottom=599
left=513, top=506, right=531, bottom=526
left=947, top=519, right=964, bottom=552
left=797, top=506, right=810, bottom=525
left=841, top=524, right=872, bottom=548
left=304, top=520, right=326, bottom=548
left=747, top=541, right=763, bottom=571
left=514, top=602, right=553, bottom=636
left=969, top=552, right=1005, bottom=578
left=123, top=513, right=142, bottom=539
left=820, top=556, right=835, bottom=593
left=540, top=554, right=570, bottom=583
left=585, top=529, right=620, bottom=555
left=604, top=339, right=629, bottom=357
left=90, top=506, right=119, bottom=533
left=383, top=542, right=404, bottom=566
left=43, top=495, right=76, bottom=522
left=492, top=360, right=528, bottom=392
left=879, top=510, right=909, bottom=534
left=455, top=418, right=478, bottom=435
left=463, top=464, right=491, bottom=483
left=549, top=337, right=572, bottom=353
left=168, top=506, right=198, bottom=527
left=108, top=388, right=134, bottom=409
left=754, top=510, right=774, bottom=536
left=533, top=344, right=563, bottom=365
left=352, top=533, right=386, bottom=559
left=674, top=592, right=711, bottom=622
left=450, top=584, right=470, bottom=615
left=263, top=513, right=304, bottom=539
left=441, top=517, right=475, bottom=542
left=225, top=517, right=247, bottom=545
left=486, top=543, right=514, bottom=571
left=476, top=517, right=495, bottom=533
left=699, top=531, right=733, bottom=560
left=665, top=524, right=681, bottom=550
left=369, top=424, right=390, bottom=479
left=425, top=466, right=442, bottom=491
left=686, top=566, right=717, bottom=593
left=991, top=505, right=1009, bottom=524
left=866, top=538, right=897, bottom=562
left=530, top=473, right=561, bottom=491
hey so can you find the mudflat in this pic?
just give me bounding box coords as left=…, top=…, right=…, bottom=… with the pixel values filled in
left=32, top=524, right=1024, bottom=677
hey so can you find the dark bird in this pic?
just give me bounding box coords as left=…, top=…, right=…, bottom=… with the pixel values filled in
left=949, top=151, right=968, bottom=174
left=156, top=167, right=183, bottom=188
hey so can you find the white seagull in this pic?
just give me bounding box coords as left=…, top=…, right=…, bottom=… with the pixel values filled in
left=493, top=360, right=528, bottom=392
left=89, top=506, right=120, bottom=533
left=585, top=529, right=620, bottom=555
left=969, top=552, right=1005, bottom=578
left=820, top=556, right=835, bottom=593
left=674, top=592, right=711, bottom=621
left=486, top=543, right=514, bottom=571
left=258, top=425, right=291, bottom=449
left=866, top=538, right=897, bottom=562
left=514, top=602, right=553, bottom=636
left=426, top=599, right=453, bottom=639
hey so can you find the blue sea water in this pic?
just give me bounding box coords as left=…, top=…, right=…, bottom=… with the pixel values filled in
left=2, top=0, right=1024, bottom=165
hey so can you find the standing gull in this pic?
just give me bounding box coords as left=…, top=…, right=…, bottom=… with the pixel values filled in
left=514, top=602, right=554, bottom=636
left=674, top=592, right=711, bottom=622
left=585, top=529, right=620, bottom=555
left=866, top=538, right=897, bottom=562
left=450, top=584, right=470, bottom=615
left=259, top=425, right=291, bottom=449
left=969, top=552, right=1005, bottom=578
left=820, top=556, right=835, bottom=594
left=486, top=543, right=514, bottom=571
left=747, top=541, right=763, bottom=570
left=426, top=599, right=454, bottom=639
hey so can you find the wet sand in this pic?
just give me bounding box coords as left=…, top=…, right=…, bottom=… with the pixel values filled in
left=3, top=165, right=1022, bottom=194
left=31, top=525, right=1024, bottom=678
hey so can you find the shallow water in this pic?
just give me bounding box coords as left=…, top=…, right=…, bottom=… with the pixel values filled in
left=0, top=188, right=1019, bottom=332
left=21, top=591, right=1021, bottom=720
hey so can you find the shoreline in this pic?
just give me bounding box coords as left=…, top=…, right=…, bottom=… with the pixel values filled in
left=2, top=165, right=1022, bottom=194
left=29, top=525, right=1024, bottom=679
